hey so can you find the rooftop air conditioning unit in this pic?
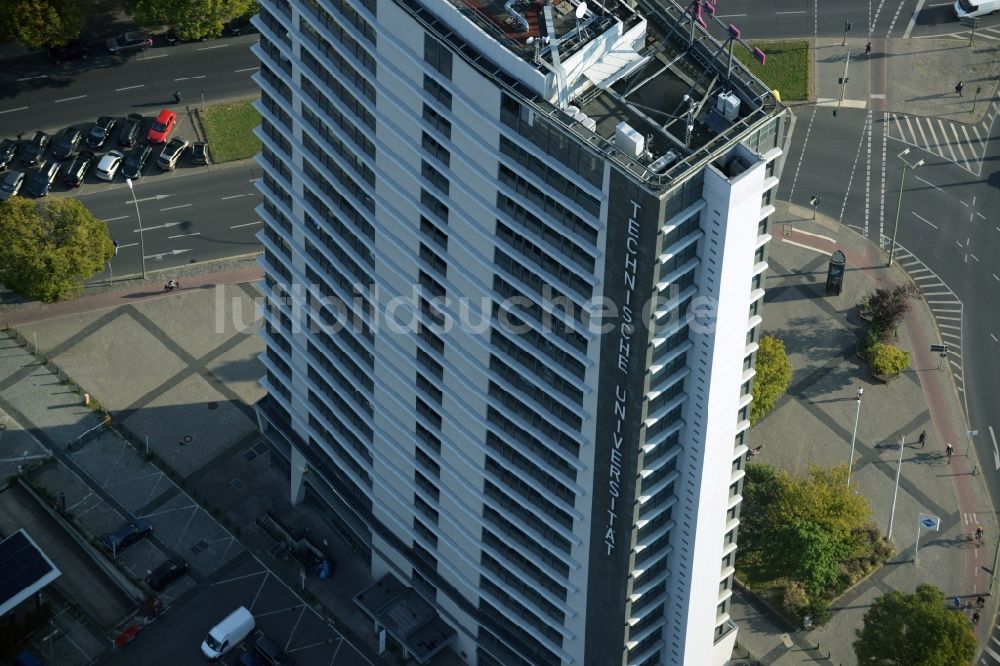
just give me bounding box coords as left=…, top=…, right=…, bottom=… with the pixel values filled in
left=716, top=92, right=740, bottom=121
left=615, top=121, right=644, bottom=158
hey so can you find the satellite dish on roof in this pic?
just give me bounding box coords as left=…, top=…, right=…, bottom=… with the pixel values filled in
left=575, top=2, right=588, bottom=19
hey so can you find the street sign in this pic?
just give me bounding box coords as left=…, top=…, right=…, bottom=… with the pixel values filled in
left=960, top=16, right=979, bottom=27
left=919, top=514, right=940, bottom=530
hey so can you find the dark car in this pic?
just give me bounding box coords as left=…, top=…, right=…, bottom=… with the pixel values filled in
left=52, top=127, right=83, bottom=160
left=87, top=117, right=117, bottom=149
left=20, top=132, right=49, bottom=166
left=117, top=113, right=144, bottom=148
left=0, top=139, right=18, bottom=170
left=145, top=558, right=189, bottom=591
left=27, top=160, right=60, bottom=197
left=49, top=40, right=94, bottom=63
left=107, top=31, right=152, bottom=53
left=120, top=143, right=153, bottom=180
left=100, top=519, right=152, bottom=554
left=227, top=16, right=259, bottom=36
left=254, top=634, right=292, bottom=665
left=162, top=28, right=210, bottom=45
left=189, top=141, right=210, bottom=165
left=0, top=170, right=25, bottom=201
left=62, top=151, right=94, bottom=187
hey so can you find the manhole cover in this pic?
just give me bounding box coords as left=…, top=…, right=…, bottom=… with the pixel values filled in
left=207, top=402, right=218, bottom=410
left=183, top=435, right=193, bottom=443
left=230, top=477, right=246, bottom=491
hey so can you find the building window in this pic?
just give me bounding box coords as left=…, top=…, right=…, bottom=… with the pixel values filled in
left=423, top=74, right=452, bottom=109
left=421, top=160, right=450, bottom=196
left=421, top=131, right=450, bottom=168
left=421, top=188, right=449, bottom=223
left=424, top=33, right=453, bottom=79
left=423, top=104, right=451, bottom=139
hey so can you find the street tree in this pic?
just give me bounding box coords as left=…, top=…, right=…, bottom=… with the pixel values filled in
left=750, top=335, right=792, bottom=425
left=775, top=465, right=872, bottom=546
left=0, top=0, right=85, bottom=48
left=124, top=0, right=258, bottom=40
left=854, top=584, right=976, bottom=666
left=739, top=463, right=784, bottom=551
left=0, top=198, right=113, bottom=303
left=864, top=284, right=919, bottom=341
left=772, top=519, right=847, bottom=598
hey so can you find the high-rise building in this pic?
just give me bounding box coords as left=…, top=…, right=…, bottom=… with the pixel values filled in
left=252, top=0, right=788, bottom=662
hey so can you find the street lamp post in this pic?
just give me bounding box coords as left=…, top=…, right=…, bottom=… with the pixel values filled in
left=124, top=178, right=147, bottom=279
left=887, top=434, right=905, bottom=539
left=847, top=387, right=863, bottom=486
left=887, top=148, right=925, bottom=267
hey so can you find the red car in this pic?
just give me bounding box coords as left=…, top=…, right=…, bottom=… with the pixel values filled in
left=147, top=109, right=177, bottom=143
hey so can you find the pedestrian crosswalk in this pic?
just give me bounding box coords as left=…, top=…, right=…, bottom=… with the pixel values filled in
left=922, top=24, right=1000, bottom=45
left=979, top=622, right=1000, bottom=665
left=882, top=241, right=967, bottom=404
left=888, top=100, right=998, bottom=175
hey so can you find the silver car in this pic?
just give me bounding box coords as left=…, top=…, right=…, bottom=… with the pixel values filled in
left=95, top=150, right=125, bottom=181
left=157, top=137, right=189, bottom=171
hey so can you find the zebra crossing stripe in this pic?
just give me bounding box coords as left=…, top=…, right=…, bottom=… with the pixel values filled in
left=939, top=119, right=960, bottom=163
left=925, top=118, right=942, bottom=153
left=971, top=124, right=985, bottom=154
left=904, top=115, right=917, bottom=144
left=951, top=124, right=971, bottom=168
left=916, top=116, right=930, bottom=147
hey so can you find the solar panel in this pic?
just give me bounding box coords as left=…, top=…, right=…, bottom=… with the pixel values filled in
left=0, top=530, right=60, bottom=615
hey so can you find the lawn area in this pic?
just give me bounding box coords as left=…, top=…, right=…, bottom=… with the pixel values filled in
left=198, top=99, right=262, bottom=163
left=733, top=40, right=809, bottom=102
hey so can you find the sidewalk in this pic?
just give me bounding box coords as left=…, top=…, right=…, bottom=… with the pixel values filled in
left=729, top=201, right=994, bottom=665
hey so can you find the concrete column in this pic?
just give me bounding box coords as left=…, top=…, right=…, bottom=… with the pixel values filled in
left=290, top=447, right=306, bottom=506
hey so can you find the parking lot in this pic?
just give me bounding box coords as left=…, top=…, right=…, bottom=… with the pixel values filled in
left=103, top=554, right=372, bottom=666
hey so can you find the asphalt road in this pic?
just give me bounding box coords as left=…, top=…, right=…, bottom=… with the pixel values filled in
left=75, top=162, right=264, bottom=279
left=703, top=0, right=922, bottom=39
left=0, top=35, right=260, bottom=136
left=103, top=553, right=372, bottom=666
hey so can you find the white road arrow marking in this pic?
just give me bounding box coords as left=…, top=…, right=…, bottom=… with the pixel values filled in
left=147, top=249, right=193, bottom=260
left=128, top=194, right=171, bottom=204
left=136, top=221, right=182, bottom=232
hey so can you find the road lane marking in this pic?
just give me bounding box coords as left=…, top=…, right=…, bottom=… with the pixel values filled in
left=129, top=194, right=170, bottom=204
left=197, top=44, right=229, bottom=50
left=715, top=13, right=747, bottom=17
left=231, top=221, right=262, bottom=229
left=168, top=232, right=200, bottom=238
left=0, top=106, right=28, bottom=114
left=992, top=334, right=999, bottom=342
left=140, top=53, right=169, bottom=59
left=950, top=124, right=970, bottom=167
left=16, top=75, right=47, bottom=81
left=913, top=212, right=937, bottom=229
left=115, top=84, right=145, bottom=91
left=775, top=10, right=806, bottom=14
left=990, top=426, right=999, bottom=470
left=235, top=66, right=259, bottom=73
left=139, top=222, right=181, bottom=231
left=54, top=95, right=86, bottom=103
left=160, top=204, right=192, bottom=212
left=781, top=238, right=828, bottom=254
left=993, top=274, right=999, bottom=281
left=173, top=75, right=206, bottom=81
left=221, top=194, right=247, bottom=200
left=115, top=242, right=138, bottom=249
left=102, top=215, right=130, bottom=222
left=977, top=212, right=986, bottom=220
left=970, top=253, right=980, bottom=262
left=795, top=229, right=836, bottom=243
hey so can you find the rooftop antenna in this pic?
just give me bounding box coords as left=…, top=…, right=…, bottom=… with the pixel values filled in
left=575, top=2, right=588, bottom=43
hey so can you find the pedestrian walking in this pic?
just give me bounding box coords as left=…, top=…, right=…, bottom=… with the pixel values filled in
left=919, top=430, right=927, bottom=447
left=173, top=90, right=182, bottom=104
left=946, top=443, right=954, bottom=461
left=973, top=610, right=981, bottom=625
left=977, top=525, right=984, bottom=543
left=977, top=596, right=986, bottom=609
left=865, top=41, right=872, bottom=57
left=955, top=596, right=962, bottom=610
left=16, top=130, right=23, bottom=141
left=956, top=80, right=965, bottom=96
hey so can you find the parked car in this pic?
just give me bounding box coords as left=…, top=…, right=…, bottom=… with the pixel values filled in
left=107, top=31, right=152, bottom=53
left=0, top=139, right=18, bottom=170
left=49, top=40, right=94, bottom=63
left=145, top=558, right=189, bottom=591
left=87, top=117, right=117, bottom=149
left=201, top=607, right=255, bottom=660
left=227, top=16, right=259, bottom=36
left=254, top=634, right=292, bottom=665
left=19, top=131, right=49, bottom=166
left=189, top=141, right=210, bottom=165
left=162, top=28, right=210, bottom=45
left=52, top=127, right=83, bottom=160
left=157, top=137, right=189, bottom=171
left=95, top=150, right=126, bottom=181
left=118, top=113, right=145, bottom=148
left=99, top=519, right=152, bottom=553
left=147, top=109, right=177, bottom=144
left=26, top=160, right=61, bottom=197
left=121, top=143, right=153, bottom=180
left=62, top=151, right=95, bottom=187
left=0, top=170, right=25, bottom=201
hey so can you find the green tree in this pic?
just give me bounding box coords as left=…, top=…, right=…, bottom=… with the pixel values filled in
left=854, top=584, right=976, bottom=666
left=0, top=0, right=84, bottom=48
left=739, top=463, right=784, bottom=551
left=124, top=0, right=258, bottom=40
left=772, top=519, right=848, bottom=598
left=0, top=198, right=112, bottom=303
left=774, top=465, right=872, bottom=545
left=750, top=335, right=792, bottom=426
left=867, top=342, right=911, bottom=376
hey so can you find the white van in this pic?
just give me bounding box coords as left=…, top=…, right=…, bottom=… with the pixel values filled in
left=955, top=0, right=1000, bottom=18
left=200, top=606, right=254, bottom=660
